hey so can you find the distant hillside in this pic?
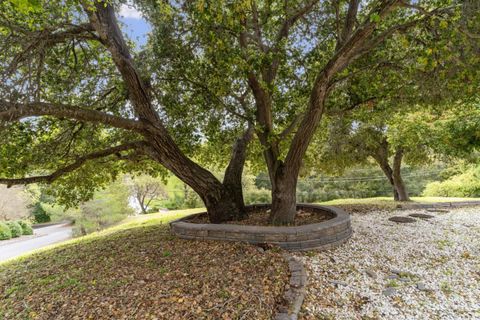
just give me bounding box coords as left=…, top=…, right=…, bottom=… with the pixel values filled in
left=0, top=186, right=31, bottom=220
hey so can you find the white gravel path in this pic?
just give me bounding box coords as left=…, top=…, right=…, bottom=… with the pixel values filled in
left=299, top=207, right=480, bottom=320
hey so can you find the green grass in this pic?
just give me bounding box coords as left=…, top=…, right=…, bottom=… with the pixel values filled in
left=318, top=196, right=480, bottom=206
left=120, top=208, right=204, bottom=225
left=0, top=208, right=200, bottom=266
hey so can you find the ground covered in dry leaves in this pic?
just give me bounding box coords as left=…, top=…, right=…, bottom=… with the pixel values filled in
left=299, top=207, right=480, bottom=320
left=0, top=222, right=288, bottom=319
left=190, top=209, right=332, bottom=226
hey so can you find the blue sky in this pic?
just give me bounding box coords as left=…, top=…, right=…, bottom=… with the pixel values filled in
left=118, top=3, right=151, bottom=47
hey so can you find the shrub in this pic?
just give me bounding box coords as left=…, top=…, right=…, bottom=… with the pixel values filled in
left=423, top=166, right=480, bottom=197
left=31, top=202, right=51, bottom=223
left=0, top=222, right=12, bottom=240
left=18, top=220, right=34, bottom=235
left=245, top=188, right=271, bottom=205
left=5, top=221, right=22, bottom=238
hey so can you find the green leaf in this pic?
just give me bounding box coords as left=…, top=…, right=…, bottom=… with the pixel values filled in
left=370, top=13, right=380, bottom=23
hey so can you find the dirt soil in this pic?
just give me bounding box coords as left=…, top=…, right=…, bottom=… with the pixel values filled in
left=189, top=208, right=334, bottom=226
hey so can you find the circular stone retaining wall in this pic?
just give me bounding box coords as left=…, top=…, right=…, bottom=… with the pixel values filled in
left=170, top=204, right=352, bottom=251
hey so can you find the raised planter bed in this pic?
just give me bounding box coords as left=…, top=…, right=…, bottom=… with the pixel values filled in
left=170, top=204, right=352, bottom=251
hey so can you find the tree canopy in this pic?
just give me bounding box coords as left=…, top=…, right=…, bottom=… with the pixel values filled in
left=0, top=0, right=478, bottom=224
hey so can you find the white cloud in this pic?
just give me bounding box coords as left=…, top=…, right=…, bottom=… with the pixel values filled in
left=119, top=4, right=142, bottom=19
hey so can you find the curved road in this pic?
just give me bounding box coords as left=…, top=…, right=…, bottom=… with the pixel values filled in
left=0, top=223, right=73, bottom=263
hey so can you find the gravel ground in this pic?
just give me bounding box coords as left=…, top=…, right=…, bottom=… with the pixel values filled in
left=299, top=207, right=480, bottom=320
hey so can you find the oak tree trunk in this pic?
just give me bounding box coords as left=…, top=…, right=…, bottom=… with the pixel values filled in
left=269, top=164, right=298, bottom=225
left=392, top=149, right=410, bottom=201
left=84, top=2, right=248, bottom=223
left=375, top=157, right=400, bottom=201
left=373, top=139, right=406, bottom=201
left=222, top=126, right=253, bottom=219
left=374, top=143, right=410, bottom=202
left=201, top=188, right=244, bottom=223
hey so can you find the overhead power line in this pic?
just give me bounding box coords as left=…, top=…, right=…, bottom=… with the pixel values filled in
left=254, top=169, right=443, bottom=183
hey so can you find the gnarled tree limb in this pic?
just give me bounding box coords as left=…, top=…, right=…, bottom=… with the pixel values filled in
left=0, top=141, right=148, bottom=187
left=0, top=100, right=144, bottom=132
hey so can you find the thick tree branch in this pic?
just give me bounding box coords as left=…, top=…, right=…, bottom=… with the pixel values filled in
left=26, top=23, right=100, bottom=44
left=275, top=0, right=320, bottom=45
left=239, top=22, right=277, bottom=167
left=284, top=0, right=402, bottom=173
left=81, top=1, right=161, bottom=126
left=81, top=2, right=241, bottom=209
left=0, top=100, right=144, bottom=132
left=338, top=0, right=360, bottom=47
left=267, top=0, right=320, bottom=83
left=0, top=141, right=148, bottom=187
left=223, top=125, right=254, bottom=214
left=251, top=2, right=267, bottom=52
left=278, top=113, right=304, bottom=140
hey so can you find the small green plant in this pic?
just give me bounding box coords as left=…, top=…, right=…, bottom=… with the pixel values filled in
left=6, top=221, right=23, bottom=238
left=158, top=267, right=168, bottom=275
left=162, top=250, right=172, bottom=257
left=0, top=222, right=12, bottom=240
left=4, top=284, right=24, bottom=298
left=217, top=289, right=230, bottom=299
left=387, top=280, right=400, bottom=288
left=17, top=221, right=33, bottom=235
left=444, top=268, right=454, bottom=276
left=53, top=277, right=82, bottom=291
left=440, top=282, right=452, bottom=294
left=436, top=239, right=453, bottom=250
left=305, top=251, right=316, bottom=257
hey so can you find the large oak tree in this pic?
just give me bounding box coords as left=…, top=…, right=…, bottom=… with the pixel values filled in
left=0, top=0, right=475, bottom=224
left=148, top=0, right=471, bottom=223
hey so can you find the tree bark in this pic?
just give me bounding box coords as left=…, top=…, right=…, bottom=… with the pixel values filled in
left=79, top=0, right=409, bottom=224
left=82, top=2, right=244, bottom=223
left=250, top=1, right=402, bottom=224
left=267, top=82, right=329, bottom=224
left=372, top=140, right=399, bottom=201
left=377, top=160, right=401, bottom=201
left=222, top=126, right=254, bottom=219
left=392, top=148, right=410, bottom=201
left=372, top=141, right=409, bottom=202
left=269, top=164, right=298, bottom=225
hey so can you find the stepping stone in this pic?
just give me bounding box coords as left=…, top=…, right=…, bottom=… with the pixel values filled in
left=416, top=282, right=431, bottom=291
left=388, top=216, right=417, bottom=223
left=409, top=213, right=435, bottom=219
left=426, top=209, right=449, bottom=213
left=330, top=280, right=348, bottom=287
left=365, top=270, right=377, bottom=279
left=382, top=287, right=397, bottom=296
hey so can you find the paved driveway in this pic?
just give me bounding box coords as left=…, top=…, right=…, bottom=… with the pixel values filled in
left=0, top=223, right=73, bottom=263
